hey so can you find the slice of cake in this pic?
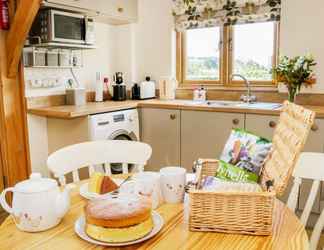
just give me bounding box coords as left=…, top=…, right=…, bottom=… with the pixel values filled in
left=89, top=172, right=118, bottom=194
left=100, top=176, right=119, bottom=194
left=88, top=172, right=104, bottom=193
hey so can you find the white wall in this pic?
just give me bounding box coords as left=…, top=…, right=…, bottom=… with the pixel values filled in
left=25, top=22, right=117, bottom=97
left=116, top=0, right=175, bottom=88
left=26, top=22, right=117, bottom=175
left=279, top=0, right=324, bottom=93
left=117, top=0, right=324, bottom=93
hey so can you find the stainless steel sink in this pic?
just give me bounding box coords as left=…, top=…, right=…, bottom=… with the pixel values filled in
left=233, top=102, right=282, bottom=110
left=206, top=101, right=282, bottom=110
left=205, top=100, right=242, bottom=107
left=177, top=100, right=282, bottom=110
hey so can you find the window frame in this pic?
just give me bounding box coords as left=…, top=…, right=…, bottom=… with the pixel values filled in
left=176, top=22, right=280, bottom=88
left=177, top=27, right=225, bottom=86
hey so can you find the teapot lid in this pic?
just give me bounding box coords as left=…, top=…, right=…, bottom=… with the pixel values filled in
left=14, top=173, right=57, bottom=193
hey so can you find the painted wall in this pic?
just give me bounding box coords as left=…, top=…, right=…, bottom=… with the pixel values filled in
left=115, top=0, right=175, bottom=88
left=117, top=0, right=324, bottom=94
left=279, top=0, right=324, bottom=93
left=26, top=22, right=117, bottom=175
left=25, top=22, right=117, bottom=97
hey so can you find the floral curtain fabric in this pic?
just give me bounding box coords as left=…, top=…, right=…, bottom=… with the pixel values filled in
left=172, top=0, right=281, bottom=31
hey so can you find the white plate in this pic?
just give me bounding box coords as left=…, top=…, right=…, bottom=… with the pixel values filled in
left=74, top=211, right=164, bottom=247
left=79, top=178, right=123, bottom=200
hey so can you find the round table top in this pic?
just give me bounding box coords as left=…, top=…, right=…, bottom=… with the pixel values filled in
left=0, top=178, right=309, bottom=250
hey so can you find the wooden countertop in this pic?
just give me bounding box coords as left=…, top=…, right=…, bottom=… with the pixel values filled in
left=28, top=100, right=139, bottom=119
left=27, top=99, right=324, bottom=119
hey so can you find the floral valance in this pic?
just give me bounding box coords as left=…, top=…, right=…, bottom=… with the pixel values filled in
left=172, top=0, right=281, bottom=31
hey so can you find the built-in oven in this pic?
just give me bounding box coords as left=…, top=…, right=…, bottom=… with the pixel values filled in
left=29, top=9, right=95, bottom=45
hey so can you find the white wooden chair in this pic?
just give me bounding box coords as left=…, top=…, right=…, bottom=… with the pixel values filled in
left=286, top=152, right=324, bottom=250
left=47, top=140, right=152, bottom=185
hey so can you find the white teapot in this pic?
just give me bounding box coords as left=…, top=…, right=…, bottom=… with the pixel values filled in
left=0, top=173, right=74, bottom=232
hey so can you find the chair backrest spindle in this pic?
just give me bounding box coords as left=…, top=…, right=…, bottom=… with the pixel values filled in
left=47, top=140, right=152, bottom=185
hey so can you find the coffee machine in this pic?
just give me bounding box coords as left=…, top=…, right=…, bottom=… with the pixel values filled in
left=113, top=72, right=127, bottom=101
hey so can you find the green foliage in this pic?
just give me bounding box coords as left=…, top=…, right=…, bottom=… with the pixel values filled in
left=187, top=57, right=219, bottom=80
left=187, top=56, right=271, bottom=80
left=234, top=59, right=271, bottom=80
left=274, top=55, right=316, bottom=91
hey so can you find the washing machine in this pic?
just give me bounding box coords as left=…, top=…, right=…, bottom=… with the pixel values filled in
left=89, top=108, right=140, bottom=173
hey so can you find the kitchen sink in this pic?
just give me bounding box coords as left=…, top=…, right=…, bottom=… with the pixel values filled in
left=177, top=100, right=282, bottom=110
left=206, top=101, right=282, bottom=110
left=233, top=102, right=282, bottom=110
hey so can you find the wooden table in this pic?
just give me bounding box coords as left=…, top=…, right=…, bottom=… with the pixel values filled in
left=0, top=179, right=309, bottom=250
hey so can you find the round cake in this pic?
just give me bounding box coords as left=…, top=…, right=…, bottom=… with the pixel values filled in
left=85, top=195, right=153, bottom=243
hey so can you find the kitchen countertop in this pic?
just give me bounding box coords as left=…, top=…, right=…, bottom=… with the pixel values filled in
left=27, top=99, right=324, bottom=119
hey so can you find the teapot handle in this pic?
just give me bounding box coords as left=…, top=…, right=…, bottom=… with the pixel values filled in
left=0, top=188, right=14, bottom=214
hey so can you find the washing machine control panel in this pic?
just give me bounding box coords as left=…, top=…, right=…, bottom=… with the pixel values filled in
left=113, top=114, right=125, bottom=122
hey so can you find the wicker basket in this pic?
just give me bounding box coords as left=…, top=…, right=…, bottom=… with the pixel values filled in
left=189, top=101, right=316, bottom=235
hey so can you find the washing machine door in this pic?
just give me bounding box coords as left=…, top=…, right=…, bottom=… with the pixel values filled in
left=108, top=129, right=138, bottom=141
left=108, top=130, right=138, bottom=174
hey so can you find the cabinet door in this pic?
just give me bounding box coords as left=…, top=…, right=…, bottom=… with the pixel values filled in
left=47, top=0, right=98, bottom=12
left=47, top=0, right=138, bottom=21
left=141, top=108, right=180, bottom=171
left=245, top=114, right=278, bottom=141
left=181, top=111, right=244, bottom=172
left=99, top=0, right=138, bottom=21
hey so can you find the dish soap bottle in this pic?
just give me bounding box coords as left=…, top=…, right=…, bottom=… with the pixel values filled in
left=95, top=72, right=103, bottom=102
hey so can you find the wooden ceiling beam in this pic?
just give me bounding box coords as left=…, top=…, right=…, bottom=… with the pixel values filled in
left=6, top=0, right=41, bottom=77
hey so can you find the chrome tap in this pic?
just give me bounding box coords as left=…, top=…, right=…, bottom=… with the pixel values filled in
left=231, top=74, right=257, bottom=103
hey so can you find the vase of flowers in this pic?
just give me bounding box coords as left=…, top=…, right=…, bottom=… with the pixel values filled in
left=274, top=55, right=316, bottom=103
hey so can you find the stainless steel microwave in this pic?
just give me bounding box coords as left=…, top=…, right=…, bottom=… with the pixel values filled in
left=29, top=9, right=95, bottom=45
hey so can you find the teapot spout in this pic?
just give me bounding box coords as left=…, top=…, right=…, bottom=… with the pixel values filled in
left=55, top=184, right=75, bottom=219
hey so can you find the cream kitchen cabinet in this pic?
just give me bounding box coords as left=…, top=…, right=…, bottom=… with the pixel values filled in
left=246, top=114, right=324, bottom=215
left=181, top=111, right=245, bottom=171
left=140, top=108, right=181, bottom=171
left=46, top=0, right=138, bottom=24
left=97, top=0, right=138, bottom=24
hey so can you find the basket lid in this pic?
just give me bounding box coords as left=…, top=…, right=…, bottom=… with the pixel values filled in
left=260, top=101, right=315, bottom=196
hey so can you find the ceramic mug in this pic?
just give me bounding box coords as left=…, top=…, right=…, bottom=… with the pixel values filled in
left=119, top=172, right=163, bottom=209
left=160, top=167, right=186, bottom=203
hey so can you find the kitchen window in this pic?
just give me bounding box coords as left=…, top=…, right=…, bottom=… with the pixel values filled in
left=177, top=22, right=279, bottom=87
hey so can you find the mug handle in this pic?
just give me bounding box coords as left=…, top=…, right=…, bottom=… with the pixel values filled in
left=0, top=188, right=14, bottom=214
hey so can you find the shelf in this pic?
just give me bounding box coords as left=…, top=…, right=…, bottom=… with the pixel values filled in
left=24, top=43, right=97, bottom=50
left=24, top=66, right=81, bottom=69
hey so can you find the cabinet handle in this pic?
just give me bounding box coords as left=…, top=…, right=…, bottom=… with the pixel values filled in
left=269, top=121, right=277, bottom=128
left=232, top=118, right=240, bottom=125
left=311, top=124, right=319, bottom=132
left=117, top=7, right=124, bottom=13
left=170, top=114, right=176, bottom=120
